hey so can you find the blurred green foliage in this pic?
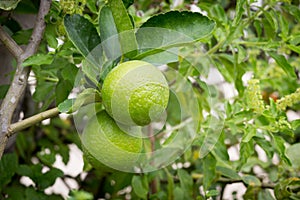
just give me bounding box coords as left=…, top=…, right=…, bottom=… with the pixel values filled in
left=1, top=0, right=300, bottom=199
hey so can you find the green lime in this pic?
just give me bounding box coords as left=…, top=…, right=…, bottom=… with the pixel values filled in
left=102, top=60, right=169, bottom=126
left=81, top=110, right=143, bottom=171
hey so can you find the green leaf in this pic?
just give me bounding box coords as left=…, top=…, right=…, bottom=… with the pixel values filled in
left=132, top=175, right=148, bottom=199
left=258, top=189, right=276, bottom=200
left=82, top=59, right=100, bottom=86
left=206, top=190, right=219, bottom=197
left=209, top=4, right=227, bottom=25
left=178, top=169, right=193, bottom=196
left=283, top=4, right=300, bottom=22
left=25, top=187, right=48, bottom=200
left=173, top=187, right=185, bottom=200
left=0, top=84, right=9, bottom=99
left=254, top=137, right=274, bottom=159
left=109, top=0, right=138, bottom=57
left=14, top=0, right=38, bottom=13
left=122, top=0, right=134, bottom=8
left=37, top=148, right=56, bottom=166
left=239, top=139, right=254, bottom=167
left=0, top=153, right=18, bottom=189
left=32, top=81, right=55, bottom=103
left=68, top=190, right=94, bottom=200
left=55, top=79, right=73, bottom=104
left=264, top=9, right=277, bottom=34
left=254, top=20, right=262, bottom=37
left=268, top=52, right=296, bottom=78
left=287, top=44, right=300, bottom=54
left=135, top=11, right=215, bottom=59
left=74, top=88, right=101, bottom=111
left=86, top=0, right=98, bottom=13
left=58, top=98, right=74, bottom=113
left=12, top=29, right=32, bottom=45
left=198, top=116, right=223, bottom=158
left=3, top=185, right=26, bottom=200
left=275, top=178, right=300, bottom=200
left=0, top=0, right=21, bottom=10
left=61, top=63, right=79, bottom=83
left=278, top=14, right=289, bottom=40
left=99, top=6, right=121, bottom=59
left=272, top=135, right=291, bottom=166
left=58, top=87, right=101, bottom=113
left=215, top=54, right=235, bottom=82
left=18, top=164, right=64, bottom=191
left=141, top=49, right=179, bottom=65
left=37, top=168, right=64, bottom=190
left=237, top=45, right=247, bottom=64
left=216, top=166, right=241, bottom=180
left=242, top=175, right=261, bottom=187
left=45, top=24, right=58, bottom=49
left=58, top=144, right=70, bottom=165
left=213, top=132, right=229, bottom=161
left=22, top=54, right=54, bottom=67
left=17, top=164, right=41, bottom=180
left=203, top=153, right=216, bottom=191
left=287, top=143, right=300, bottom=168
left=64, top=14, right=101, bottom=57
left=242, top=127, right=256, bottom=142
left=165, top=168, right=174, bottom=200
left=232, top=0, right=246, bottom=27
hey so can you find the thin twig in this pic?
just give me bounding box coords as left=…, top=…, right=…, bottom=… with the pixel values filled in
left=0, top=0, right=52, bottom=159
left=7, top=107, right=59, bottom=137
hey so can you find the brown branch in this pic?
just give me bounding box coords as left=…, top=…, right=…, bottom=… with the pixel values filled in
left=0, top=0, right=52, bottom=159
left=21, top=0, right=52, bottom=61
left=0, top=26, right=23, bottom=59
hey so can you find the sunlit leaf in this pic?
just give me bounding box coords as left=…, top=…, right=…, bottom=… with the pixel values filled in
left=135, top=11, right=215, bottom=59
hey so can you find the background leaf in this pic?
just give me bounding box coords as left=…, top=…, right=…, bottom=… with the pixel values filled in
left=132, top=175, right=148, bottom=199
left=269, top=52, right=296, bottom=78
left=203, top=153, right=216, bottom=191
left=178, top=169, right=193, bottom=198
left=64, top=14, right=101, bottom=57
left=0, top=153, right=18, bottom=189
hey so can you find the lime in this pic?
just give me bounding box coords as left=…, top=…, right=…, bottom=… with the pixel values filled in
left=81, top=110, right=143, bottom=171
left=102, top=60, right=169, bottom=126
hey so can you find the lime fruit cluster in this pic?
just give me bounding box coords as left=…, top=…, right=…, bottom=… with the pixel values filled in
left=82, top=60, right=170, bottom=171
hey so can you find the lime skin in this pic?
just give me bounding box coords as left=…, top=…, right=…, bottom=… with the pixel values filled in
left=102, top=60, right=169, bottom=126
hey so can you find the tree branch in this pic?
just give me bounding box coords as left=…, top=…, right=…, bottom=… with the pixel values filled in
left=7, top=107, right=59, bottom=137
left=0, top=26, right=23, bottom=59
left=0, top=0, right=52, bottom=159
left=21, top=0, right=52, bottom=60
